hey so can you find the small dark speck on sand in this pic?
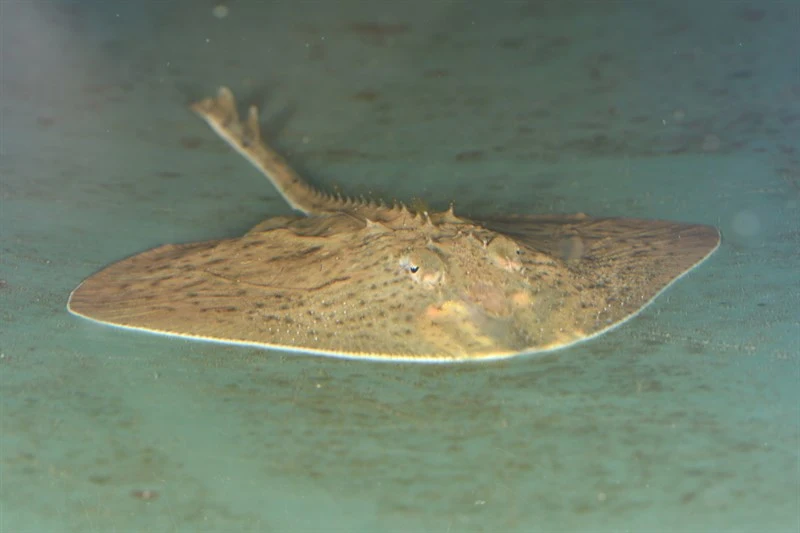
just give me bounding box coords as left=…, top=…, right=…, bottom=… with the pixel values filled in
left=157, top=171, right=182, bottom=179
left=737, top=7, right=766, bottom=22
left=180, top=137, right=204, bottom=150
left=455, top=150, right=484, bottom=162
left=131, top=489, right=159, bottom=501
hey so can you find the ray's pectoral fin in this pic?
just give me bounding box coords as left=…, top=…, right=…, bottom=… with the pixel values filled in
left=479, top=214, right=721, bottom=325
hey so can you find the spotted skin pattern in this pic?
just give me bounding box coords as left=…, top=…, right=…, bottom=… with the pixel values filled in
left=68, top=88, right=720, bottom=362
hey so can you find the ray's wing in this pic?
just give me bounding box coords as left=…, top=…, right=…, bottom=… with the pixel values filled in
left=476, top=214, right=721, bottom=328
left=67, top=217, right=469, bottom=361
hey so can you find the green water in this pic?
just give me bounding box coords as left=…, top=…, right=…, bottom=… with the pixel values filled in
left=1, top=0, right=798, bottom=531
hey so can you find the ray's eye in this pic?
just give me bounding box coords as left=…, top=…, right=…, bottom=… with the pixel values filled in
left=400, top=249, right=445, bottom=287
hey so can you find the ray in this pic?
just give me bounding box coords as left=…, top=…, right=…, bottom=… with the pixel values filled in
left=68, top=87, right=720, bottom=362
